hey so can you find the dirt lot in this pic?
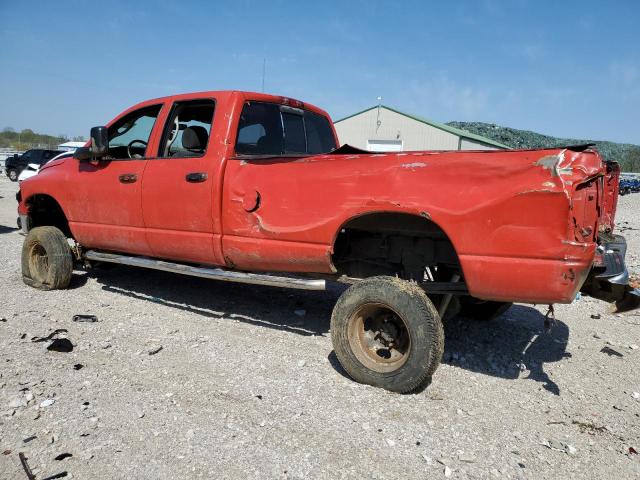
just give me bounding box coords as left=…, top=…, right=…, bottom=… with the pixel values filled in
left=0, top=175, right=639, bottom=479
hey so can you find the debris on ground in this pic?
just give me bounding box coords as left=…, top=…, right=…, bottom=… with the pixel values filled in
left=40, top=398, right=56, bottom=408
left=31, top=329, right=68, bottom=343
left=72, top=314, right=99, bottom=323
left=47, top=338, right=74, bottom=353
left=19, top=452, right=36, bottom=480
left=600, top=346, right=624, bottom=357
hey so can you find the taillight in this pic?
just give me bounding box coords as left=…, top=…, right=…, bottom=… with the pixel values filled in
left=572, top=180, right=599, bottom=242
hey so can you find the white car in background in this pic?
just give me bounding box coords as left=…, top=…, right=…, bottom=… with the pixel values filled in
left=17, top=151, right=75, bottom=182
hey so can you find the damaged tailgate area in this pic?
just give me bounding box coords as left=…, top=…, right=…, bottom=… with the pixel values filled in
left=581, top=233, right=640, bottom=312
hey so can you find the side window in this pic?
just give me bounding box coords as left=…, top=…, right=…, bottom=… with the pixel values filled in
left=22, top=151, right=32, bottom=162
left=108, top=105, right=162, bottom=159
left=305, top=111, right=337, bottom=154
left=235, top=102, right=337, bottom=155
left=158, top=99, right=215, bottom=158
left=235, top=103, right=283, bottom=155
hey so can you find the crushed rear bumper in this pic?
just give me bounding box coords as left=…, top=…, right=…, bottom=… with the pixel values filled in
left=580, top=234, right=640, bottom=312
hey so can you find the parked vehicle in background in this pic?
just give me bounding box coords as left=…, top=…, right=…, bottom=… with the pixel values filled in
left=18, top=151, right=75, bottom=182
left=15, top=90, right=640, bottom=393
left=5, top=149, right=63, bottom=181
left=619, top=177, right=640, bottom=195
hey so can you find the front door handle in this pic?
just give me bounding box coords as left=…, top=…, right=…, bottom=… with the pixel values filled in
left=186, top=172, right=208, bottom=183
left=119, top=173, right=137, bottom=184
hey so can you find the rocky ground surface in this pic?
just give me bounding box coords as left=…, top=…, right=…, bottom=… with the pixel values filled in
left=0, top=176, right=639, bottom=479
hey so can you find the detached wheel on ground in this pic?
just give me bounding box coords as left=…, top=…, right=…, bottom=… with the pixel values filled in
left=331, top=276, right=444, bottom=393
left=21, top=226, right=73, bottom=290
left=458, top=297, right=512, bottom=321
left=7, top=169, right=18, bottom=181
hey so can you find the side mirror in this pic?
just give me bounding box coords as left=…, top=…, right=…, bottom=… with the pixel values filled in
left=90, top=126, right=108, bottom=157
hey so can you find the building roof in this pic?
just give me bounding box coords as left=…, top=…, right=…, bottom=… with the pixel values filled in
left=334, top=105, right=511, bottom=150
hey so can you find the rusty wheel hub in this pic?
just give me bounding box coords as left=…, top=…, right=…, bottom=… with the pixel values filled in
left=347, top=303, right=411, bottom=373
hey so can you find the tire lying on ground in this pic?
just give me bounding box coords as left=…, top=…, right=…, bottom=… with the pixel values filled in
left=458, top=297, right=512, bottom=321
left=21, top=226, right=73, bottom=290
left=331, top=276, right=444, bottom=393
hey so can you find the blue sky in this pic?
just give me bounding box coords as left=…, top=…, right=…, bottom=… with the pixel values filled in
left=0, top=0, right=638, bottom=143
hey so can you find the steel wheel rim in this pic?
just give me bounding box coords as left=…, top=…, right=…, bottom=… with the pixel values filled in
left=28, top=242, right=49, bottom=283
left=347, top=302, right=411, bottom=373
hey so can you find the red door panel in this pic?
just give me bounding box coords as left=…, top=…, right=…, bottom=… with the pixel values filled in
left=142, top=156, right=220, bottom=264
left=66, top=159, right=149, bottom=254
left=140, top=97, right=224, bottom=265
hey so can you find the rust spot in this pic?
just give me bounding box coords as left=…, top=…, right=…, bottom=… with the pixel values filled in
left=420, top=211, right=431, bottom=219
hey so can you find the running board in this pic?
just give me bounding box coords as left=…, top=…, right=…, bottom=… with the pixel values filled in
left=84, top=250, right=326, bottom=291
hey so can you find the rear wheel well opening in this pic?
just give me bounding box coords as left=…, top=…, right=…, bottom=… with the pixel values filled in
left=331, top=212, right=462, bottom=282
left=26, top=194, right=72, bottom=239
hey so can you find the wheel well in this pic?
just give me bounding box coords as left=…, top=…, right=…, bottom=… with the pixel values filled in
left=332, top=212, right=460, bottom=281
left=26, top=194, right=72, bottom=238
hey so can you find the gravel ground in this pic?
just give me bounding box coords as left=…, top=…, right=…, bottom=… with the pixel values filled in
left=0, top=176, right=639, bottom=479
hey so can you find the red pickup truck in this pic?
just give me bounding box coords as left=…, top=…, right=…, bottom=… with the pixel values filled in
left=16, top=91, right=639, bottom=393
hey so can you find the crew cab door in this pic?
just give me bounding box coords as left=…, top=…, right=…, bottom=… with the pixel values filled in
left=65, top=104, right=163, bottom=255
left=141, top=98, right=223, bottom=265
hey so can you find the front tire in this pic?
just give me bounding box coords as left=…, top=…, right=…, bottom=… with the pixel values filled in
left=21, top=226, right=73, bottom=290
left=8, top=169, right=18, bottom=181
left=331, top=276, right=444, bottom=393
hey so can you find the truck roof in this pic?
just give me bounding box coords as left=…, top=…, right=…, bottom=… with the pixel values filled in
left=123, top=90, right=331, bottom=121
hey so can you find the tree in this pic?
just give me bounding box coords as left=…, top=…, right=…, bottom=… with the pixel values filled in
left=626, top=147, right=640, bottom=173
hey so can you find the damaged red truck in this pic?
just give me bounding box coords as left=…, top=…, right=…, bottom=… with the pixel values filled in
left=16, top=91, right=640, bottom=392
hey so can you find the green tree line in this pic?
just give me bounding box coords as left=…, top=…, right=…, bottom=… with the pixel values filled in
left=1, top=127, right=85, bottom=150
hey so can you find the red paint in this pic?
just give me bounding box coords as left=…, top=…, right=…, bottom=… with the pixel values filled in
left=18, top=91, right=617, bottom=305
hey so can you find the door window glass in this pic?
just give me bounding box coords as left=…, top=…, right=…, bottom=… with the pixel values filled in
left=158, top=100, right=215, bottom=158
left=108, top=105, right=162, bottom=159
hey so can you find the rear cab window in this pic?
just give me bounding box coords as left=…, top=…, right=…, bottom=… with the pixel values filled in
left=235, top=101, right=336, bottom=156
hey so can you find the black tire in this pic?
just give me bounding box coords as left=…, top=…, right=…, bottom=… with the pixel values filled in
left=21, top=226, right=73, bottom=290
left=331, top=276, right=444, bottom=393
left=459, top=297, right=512, bottom=321
left=8, top=169, right=18, bottom=181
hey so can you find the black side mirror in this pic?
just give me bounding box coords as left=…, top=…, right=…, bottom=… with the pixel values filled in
left=90, top=126, right=108, bottom=157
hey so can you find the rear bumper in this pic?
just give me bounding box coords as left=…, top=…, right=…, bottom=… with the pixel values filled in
left=580, top=234, right=640, bottom=312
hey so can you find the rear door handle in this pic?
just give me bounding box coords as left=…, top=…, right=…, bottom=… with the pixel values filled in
left=119, top=173, right=137, bottom=184
left=186, top=172, right=208, bottom=183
